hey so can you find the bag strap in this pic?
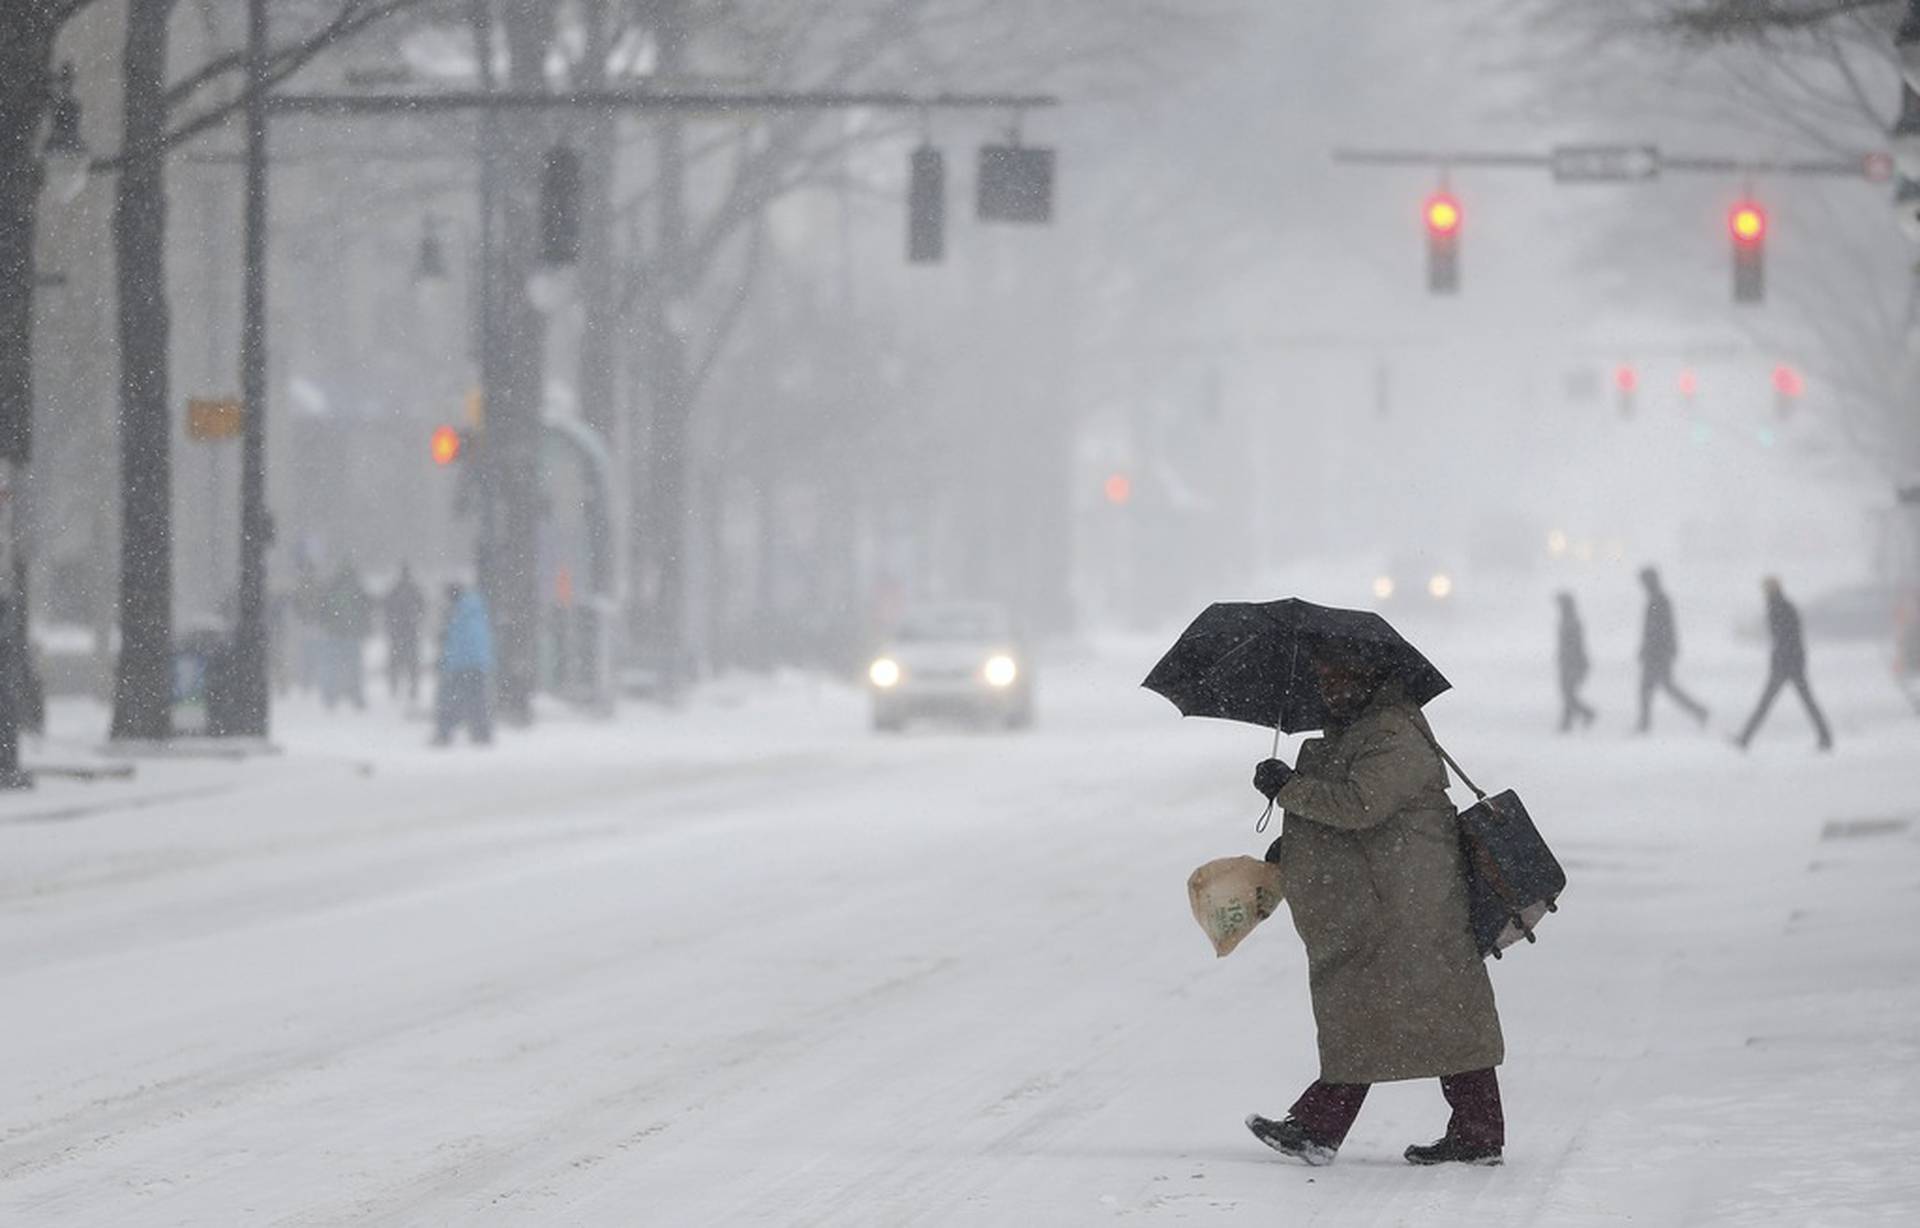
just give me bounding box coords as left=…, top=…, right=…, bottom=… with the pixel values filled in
left=1409, top=718, right=1487, bottom=802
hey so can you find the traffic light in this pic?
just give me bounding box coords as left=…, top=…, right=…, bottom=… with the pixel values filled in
left=1730, top=200, right=1765, bottom=303
left=1614, top=363, right=1638, bottom=417
left=1103, top=473, right=1133, bottom=506
left=977, top=143, right=1054, bottom=224
left=1676, top=368, right=1698, bottom=404
left=540, top=146, right=582, bottom=264
left=1424, top=191, right=1461, bottom=294
left=1771, top=364, right=1803, bottom=417
left=430, top=425, right=464, bottom=466
left=908, top=145, right=945, bottom=263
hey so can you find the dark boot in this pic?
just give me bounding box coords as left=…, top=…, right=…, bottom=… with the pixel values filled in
left=1245, top=1114, right=1338, bottom=1166
left=1407, top=1068, right=1505, bottom=1165
left=1404, top=1135, right=1503, bottom=1166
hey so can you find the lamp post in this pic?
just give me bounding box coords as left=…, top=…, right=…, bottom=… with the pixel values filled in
left=223, top=0, right=272, bottom=738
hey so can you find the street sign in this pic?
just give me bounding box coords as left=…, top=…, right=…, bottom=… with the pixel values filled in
left=187, top=397, right=244, bottom=441
left=1550, top=144, right=1661, bottom=183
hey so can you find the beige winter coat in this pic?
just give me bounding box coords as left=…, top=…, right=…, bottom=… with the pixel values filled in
left=1272, top=682, right=1504, bottom=1083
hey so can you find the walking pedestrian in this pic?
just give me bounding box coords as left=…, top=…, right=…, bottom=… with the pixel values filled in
left=320, top=562, right=373, bottom=710
left=1555, top=591, right=1596, bottom=732
left=1735, top=576, right=1833, bottom=752
left=384, top=563, right=426, bottom=703
left=433, top=583, right=494, bottom=746
left=1636, top=566, right=1708, bottom=732
left=1243, top=652, right=1506, bottom=1167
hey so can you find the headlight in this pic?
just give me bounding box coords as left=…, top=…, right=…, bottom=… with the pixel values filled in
left=869, top=657, right=901, bottom=688
left=1428, top=573, right=1454, bottom=600
left=983, top=655, right=1019, bottom=688
left=1371, top=575, right=1395, bottom=600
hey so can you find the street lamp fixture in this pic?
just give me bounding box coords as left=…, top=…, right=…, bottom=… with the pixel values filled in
left=1896, top=177, right=1920, bottom=242
left=416, top=218, right=448, bottom=281
left=42, top=62, right=89, bottom=205
left=1895, top=83, right=1920, bottom=179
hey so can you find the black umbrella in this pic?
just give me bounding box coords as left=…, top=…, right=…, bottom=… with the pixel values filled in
left=1142, top=598, right=1450, bottom=734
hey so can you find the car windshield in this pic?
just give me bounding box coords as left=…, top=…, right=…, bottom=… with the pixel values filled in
left=894, top=605, right=1009, bottom=642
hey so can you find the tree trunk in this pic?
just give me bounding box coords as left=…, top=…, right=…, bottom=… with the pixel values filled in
left=575, top=0, right=619, bottom=446
left=110, top=0, right=178, bottom=742
left=471, top=0, right=552, bottom=727
left=0, top=3, right=62, bottom=781
left=635, top=0, right=693, bottom=692
left=0, top=5, right=56, bottom=470
left=573, top=0, right=625, bottom=676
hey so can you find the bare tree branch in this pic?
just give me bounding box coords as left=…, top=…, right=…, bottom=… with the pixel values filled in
left=686, top=213, right=766, bottom=402
left=92, top=0, right=435, bottom=172
left=162, top=0, right=429, bottom=109
left=1660, top=0, right=1897, bottom=41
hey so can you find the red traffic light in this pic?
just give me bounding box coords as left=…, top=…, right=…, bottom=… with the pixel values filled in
left=1103, top=473, right=1133, bottom=505
left=1613, top=364, right=1639, bottom=394
left=1424, top=192, right=1462, bottom=236
left=1771, top=364, right=1804, bottom=398
left=1730, top=202, right=1766, bottom=245
left=430, top=425, right=462, bottom=466
left=1676, top=369, right=1698, bottom=399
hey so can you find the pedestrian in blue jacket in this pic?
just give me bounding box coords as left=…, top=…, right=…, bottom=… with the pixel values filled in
left=434, top=584, right=495, bottom=745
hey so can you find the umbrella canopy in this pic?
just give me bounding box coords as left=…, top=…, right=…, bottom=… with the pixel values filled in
left=1142, top=598, right=1450, bottom=734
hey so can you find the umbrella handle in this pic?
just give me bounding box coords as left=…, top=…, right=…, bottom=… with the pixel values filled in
left=1260, top=653, right=1290, bottom=834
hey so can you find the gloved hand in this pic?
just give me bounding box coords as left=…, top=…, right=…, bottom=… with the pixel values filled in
left=1253, top=757, right=1294, bottom=800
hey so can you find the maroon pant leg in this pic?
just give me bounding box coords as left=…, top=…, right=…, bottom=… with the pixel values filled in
left=1439, top=1067, right=1505, bottom=1147
left=1288, top=1080, right=1371, bottom=1146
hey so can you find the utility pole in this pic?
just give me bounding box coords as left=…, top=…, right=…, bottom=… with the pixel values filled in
left=230, top=0, right=270, bottom=737
left=0, top=464, right=21, bottom=787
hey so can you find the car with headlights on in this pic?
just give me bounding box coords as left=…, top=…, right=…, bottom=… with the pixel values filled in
left=1366, top=551, right=1462, bottom=613
left=866, top=602, right=1034, bottom=732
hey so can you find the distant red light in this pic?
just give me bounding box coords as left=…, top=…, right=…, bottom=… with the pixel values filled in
left=1771, top=364, right=1804, bottom=397
left=1424, top=193, right=1462, bottom=236
left=1103, top=473, right=1132, bottom=505
left=1730, top=203, right=1766, bottom=244
left=1614, top=364, right=1639, bottom=394
left=1677, top=369, right=1698, bottom=398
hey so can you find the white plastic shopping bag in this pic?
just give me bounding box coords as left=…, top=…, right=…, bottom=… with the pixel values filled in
left=1187, top=855, right=1285, bottom=958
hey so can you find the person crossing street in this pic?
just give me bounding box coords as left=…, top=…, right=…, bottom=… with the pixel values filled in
left=1735, top=576, right=1833, bottom=753
left=1636, top=567, right=1708, bottom=733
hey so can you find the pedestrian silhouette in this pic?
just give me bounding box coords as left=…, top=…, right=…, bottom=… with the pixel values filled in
left=1636, top=566, right=1708, bottom=732
left=433, top=582, right=495, bottom=746
left=1735, top=576, right=1833, bottom=752
left=320, top=562, right=373, bottom=710
left=385, top=563, right=426, bottom=703
left=1555, top=592, right=1596, bottom=732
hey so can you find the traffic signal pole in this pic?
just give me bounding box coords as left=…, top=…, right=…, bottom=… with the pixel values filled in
left=1333, top=142, right=1888, bottom=301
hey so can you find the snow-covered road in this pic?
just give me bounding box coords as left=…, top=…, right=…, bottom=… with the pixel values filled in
left=3, top=623, right=1917, bottom=1226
